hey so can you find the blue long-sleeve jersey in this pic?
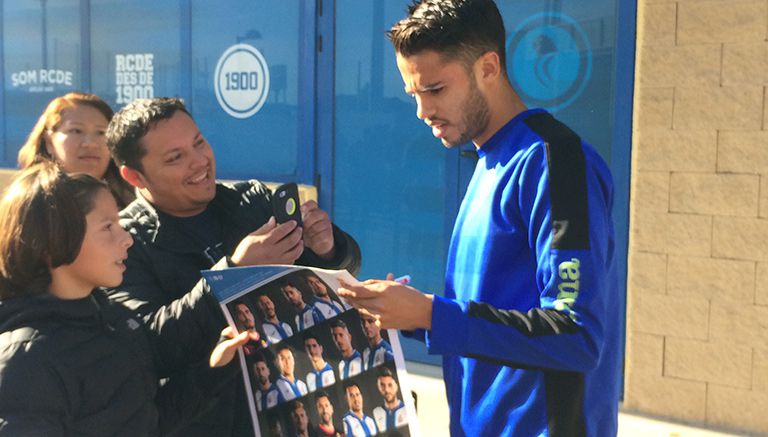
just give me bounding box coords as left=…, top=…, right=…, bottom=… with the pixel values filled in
left=423, top=109, right=621, bottom=436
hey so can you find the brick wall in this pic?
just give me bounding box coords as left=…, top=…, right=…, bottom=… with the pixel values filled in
left=626, top=0, right=768, bottom=434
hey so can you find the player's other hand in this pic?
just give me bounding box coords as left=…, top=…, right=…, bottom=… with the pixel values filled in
left=230, top=217, right=304, bottom=266
left=301, top=200, right=335, bottom=259
left=337, top=278, right=433, bottom=331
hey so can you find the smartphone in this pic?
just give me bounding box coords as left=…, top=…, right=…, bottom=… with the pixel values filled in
left=272, top=182, right=302, bottom=226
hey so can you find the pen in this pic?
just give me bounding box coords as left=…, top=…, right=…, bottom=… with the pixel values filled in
left=394, top=275, right=411, bottom=285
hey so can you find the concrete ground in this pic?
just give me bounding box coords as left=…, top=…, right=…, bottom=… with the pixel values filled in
left=405, top=362, right=748, bottom=437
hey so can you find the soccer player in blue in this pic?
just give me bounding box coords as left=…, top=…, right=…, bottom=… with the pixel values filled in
left=360, top=313, right=394, bottom=370
left=257, top=294, right=293, bottom=344
left=330, top=319, right=363, bottom=380
left=305, top=273, right=347, bottom=318
left=342, top=383, right=377, bottom=437
left=372, top=367, right=408, bottom=432
left=281, top=279, right=322, bottom=331
left=252, top=354, right=280, bottom=412
left=274, top=345, right=308, bottom=402
left=304, top=333, right=336, bottom=391
left=339, top=0, right=622, bottom=436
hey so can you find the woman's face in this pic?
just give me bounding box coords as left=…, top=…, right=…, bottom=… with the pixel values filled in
left=49, top=189, right=133, bottom=299
left=45, top=104, right=111, bottom=178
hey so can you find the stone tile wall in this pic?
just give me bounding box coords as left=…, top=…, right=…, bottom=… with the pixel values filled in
left=626, top=1, right=768, bottom=434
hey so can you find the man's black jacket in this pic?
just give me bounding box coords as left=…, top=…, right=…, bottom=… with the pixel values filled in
left=107, top=179, right=362, bottom=436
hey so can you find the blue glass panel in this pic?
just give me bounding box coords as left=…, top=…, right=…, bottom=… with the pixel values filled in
left=334, top=0, right=451, bottom=297
left=334, top=0, right=453, bottom=363
left=189, top=1, right=303, bottom=181
left=90, top=0, right=181, bottom=110
left=498, top=2, right=617, bottom=164
left=3, top=0, right=80, bottom=164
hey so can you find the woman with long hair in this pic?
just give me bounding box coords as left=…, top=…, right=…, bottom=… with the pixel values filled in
left=0, top=162, right=248, bottom=435
left=17, top=92, right=135, bottom=207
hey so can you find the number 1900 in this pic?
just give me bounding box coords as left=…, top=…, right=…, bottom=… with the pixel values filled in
left=224, top=71, right=260, bottom=91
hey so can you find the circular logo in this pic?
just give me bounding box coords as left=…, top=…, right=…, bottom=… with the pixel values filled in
left=506, top=13, right=592, bottom=112
left=214, top=44, right=270, bottom=119
left=285, top=198, right=296, bottom=216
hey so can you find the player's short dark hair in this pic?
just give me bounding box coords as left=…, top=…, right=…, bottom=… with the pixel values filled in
left=378, top=367, right=395, bottom=380
left=387, top=0, right=507, bottom=71
left=107, top=97, right=192, bottom=172
left=252, top=352, right=268, bottom=364
left=330, top=319, right=348, bottom=330
left=315, top=390, right=331, bottom=402
left=276, top=344, right=293, bottom=355
left=344, top=382, right=361, bottom=393
left=304, top=332, right=320, bottom=343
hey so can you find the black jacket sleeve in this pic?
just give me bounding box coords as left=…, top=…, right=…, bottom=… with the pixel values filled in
left=142, top=269, right=227, bottom=377
left=0, top=338, right=66, bottom=436
left=297, top=224, right=362, bottom=276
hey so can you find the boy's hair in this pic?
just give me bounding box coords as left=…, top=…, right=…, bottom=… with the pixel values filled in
left=0, top=162, right=107, bottom=299
left=387, top=0, right=507, bottom=71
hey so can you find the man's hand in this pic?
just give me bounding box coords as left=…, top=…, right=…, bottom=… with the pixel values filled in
left=210, top=327, right=256, bottom=367
left=337, top=279, right=433, bottom=330
left=230, top=217, right=304, bottom=266
left=301, top=200, right=335, bottom=259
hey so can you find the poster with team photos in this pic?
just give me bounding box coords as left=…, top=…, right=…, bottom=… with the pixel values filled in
left=201, top=265, right=419, bottom=437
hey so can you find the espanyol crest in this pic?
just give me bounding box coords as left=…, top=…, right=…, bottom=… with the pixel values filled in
left=507, top=13, right=592, bottom=112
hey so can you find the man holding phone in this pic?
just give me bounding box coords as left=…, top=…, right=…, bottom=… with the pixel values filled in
left=105, top=97, right=361, bottom=436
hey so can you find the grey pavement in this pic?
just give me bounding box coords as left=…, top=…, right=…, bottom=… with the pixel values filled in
left=405, top=362, right=748, bottom=437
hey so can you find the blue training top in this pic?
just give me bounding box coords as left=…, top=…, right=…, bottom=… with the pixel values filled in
left=422, top=109, right=622, bottom=436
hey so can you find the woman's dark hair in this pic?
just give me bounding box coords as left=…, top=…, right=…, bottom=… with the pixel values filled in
left=17, top=92, right=135, bottom=208
left=0, top=161, right=108, bottom=299
left=387, top=0, right=507, bottom=71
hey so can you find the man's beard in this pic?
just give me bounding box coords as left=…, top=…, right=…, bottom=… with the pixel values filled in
left=443, top=76, right=490, bottom=147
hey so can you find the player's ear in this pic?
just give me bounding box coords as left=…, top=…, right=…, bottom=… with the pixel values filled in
left=475, top=51, right=502, bottom=82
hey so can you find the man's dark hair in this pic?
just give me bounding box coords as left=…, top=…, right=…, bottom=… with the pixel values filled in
left=329, top=319, right=348, bottom=330
left=253, top=352, right=268, bottom=364
left=387, top=0, right=507, bottom=71
left=378, top=367, right=395, bottom=380
left=344, top=382, right=361, bottom=393
left=304, top=332, right=320, bottom=344
left=280, top=279, right=299, bottom=292
left=106, top=97, right=192, bottom=172
left=315, top=390, right=331, bottom=402
left=276, top=344, right=293, bottom=355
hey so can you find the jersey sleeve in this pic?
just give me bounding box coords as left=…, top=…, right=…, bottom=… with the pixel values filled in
left=426, top=139, right=615, bottom=373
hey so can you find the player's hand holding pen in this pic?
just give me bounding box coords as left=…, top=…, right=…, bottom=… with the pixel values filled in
left=338, top=274, right=433, bottom=331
